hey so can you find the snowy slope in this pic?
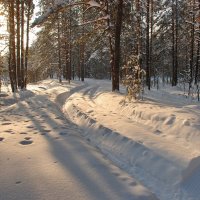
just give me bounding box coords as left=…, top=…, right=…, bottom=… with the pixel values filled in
left=1, top=78, right=200, bottom=200
left=60, top=79, right=200, bottom=200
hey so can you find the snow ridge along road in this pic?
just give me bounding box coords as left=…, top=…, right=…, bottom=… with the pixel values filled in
left=0, top=80, right=158, bottom=200
left=58, top=79, right=200, bottom=200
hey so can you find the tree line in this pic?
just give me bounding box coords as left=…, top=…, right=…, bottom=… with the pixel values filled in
left=1, top=0, right=200, bottom=98
left=0, top=0, right=34, bottom=92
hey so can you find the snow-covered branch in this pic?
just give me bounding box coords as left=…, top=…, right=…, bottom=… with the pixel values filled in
left=31, top=0, right=101, bottom=28
left=78, top=15, right=110, bottom=26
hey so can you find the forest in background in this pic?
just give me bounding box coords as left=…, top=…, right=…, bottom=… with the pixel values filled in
left=0, top=0, right=200, bottom=100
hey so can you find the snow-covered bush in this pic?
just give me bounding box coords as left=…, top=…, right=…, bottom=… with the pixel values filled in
left=122, top=55, right=145, bottom=100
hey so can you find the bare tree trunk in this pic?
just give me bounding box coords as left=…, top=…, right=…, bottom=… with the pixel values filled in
left=195, top=38, right=200, bottom=84
left=63, top=13, right=70, bottom=83
left=8, top=1, right=17, bottom=92
left=172, top=0, right=175, bottom=86
left=64, top=40, right=69, bottom=81
left=57, top=14, right=62, bottom=83
left=195, top=0, right=200, bottom=84
left=105, top=0, right=114, bottom=82
left=16, top=0, right=21, bottom=87
left=24, top=0, right=31, bottom=88
left=189, top=0, right=195, bottom=90
left=68, top=5, right=72, bottom=82
left=174, top=0, right=178, bottom=85
left=112, top=0, right=123, bottom=91
left=136, top=0, right=142, bottom=77
left=150, top=0, right=154, bottom=86
left=146, top=0, right=150, bottom=90
left=78, top=44, right=81, bottom=80
left=172, top=0, right=178, bottom=86
left=21, top=0, right=25, bottom=89
left=80, top=4, right=84, bottom=82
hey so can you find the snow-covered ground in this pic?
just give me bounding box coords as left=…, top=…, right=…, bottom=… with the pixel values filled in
left=0, top=80, right=157, bottom=200
left=1, top=78, right=200, bottom=200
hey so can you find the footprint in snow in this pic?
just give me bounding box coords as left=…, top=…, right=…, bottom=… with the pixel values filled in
left=26, top=125, right=34, bottom=129
left=24, top=137, right=31, bottom=140
left=0, top=137, right=4, bottom=142
left=44, top=129, right=51, bottom=132
left=59, top=132, right=68, bottom=136
left=19, top=140, right=33, bottom=145
left=2, top=122, right=12, bottom=125
left=5, top=129, right=12, bottom=132
left=20, top=132, right=27, bottom=135
left=154, top=130, right=162, bottom=135
left=5, top=130, right=15, bottom=134
left=15, top=181, right=22, bottom=184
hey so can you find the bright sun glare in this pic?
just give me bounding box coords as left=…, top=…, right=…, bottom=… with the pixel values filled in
left=0, top=1, right=40, bottom=54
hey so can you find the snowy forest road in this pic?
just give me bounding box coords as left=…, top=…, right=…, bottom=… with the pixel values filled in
left=0, top=83, right=158, bottom=200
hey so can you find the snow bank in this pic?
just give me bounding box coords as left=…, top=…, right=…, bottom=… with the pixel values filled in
left=63, top=101, right=200, bottom=200
left=94, top=92, right=200, bottom=150
left=57, top=79, right=200, bottom=200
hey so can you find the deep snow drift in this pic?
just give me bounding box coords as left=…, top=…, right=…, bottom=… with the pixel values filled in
left=1, top=78, right=200, bottom=200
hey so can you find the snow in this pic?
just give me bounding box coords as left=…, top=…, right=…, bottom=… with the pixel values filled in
left=31, top=0, right=102, bottom=28
left=1, top=78, right=200, bottom=200
left=87, top=0, right=101, bottom=8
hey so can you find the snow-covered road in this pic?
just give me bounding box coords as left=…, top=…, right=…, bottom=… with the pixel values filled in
left=0, top=82, right=157, bottom=200
left=1, top=78, right=200, bottom=200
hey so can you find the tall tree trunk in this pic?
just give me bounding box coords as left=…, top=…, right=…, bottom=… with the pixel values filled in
left=189, top=0, right=195, bottom=90
left=78, top=44, right=81, bottom=80
left=8, top=1, right=17, bottom=92
left=68, top=5, right=72, bottom=82
left=195, top=0, right=200, bottom=84
left=172, top=0, right=175, bottom=86
left=136, top=0, right=142, bottom=75
left=174, top=0, right=178, bottom=86
left=64, top=40, right=69, bottom=81
left=21, top=0, right=25, bottom=89
left=105, top=0, right=114, bottom=81
left=57, top=14, right=62, bottom=83
left=112, top=0, right=123, bottom=91
left=24, top=0, right=31, bottom=88
left=146, top=0, right=150, bottom=90
left=16, top=0, right=21, bottom=87
left=80, top=4, right=85, bottom=82
left=63, top=13, right=70, bottom=83
left=195, top=37, right=200, bottom=84
left=172, top=0, right=178, bottom=86
left=150, top=0, right=154, bottom=86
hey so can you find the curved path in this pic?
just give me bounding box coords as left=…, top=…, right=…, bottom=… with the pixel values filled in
left=0, top=81, right=158, bottom=200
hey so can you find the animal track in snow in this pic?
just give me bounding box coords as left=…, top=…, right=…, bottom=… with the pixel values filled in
left=19, top=140, right=33, bottom=145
